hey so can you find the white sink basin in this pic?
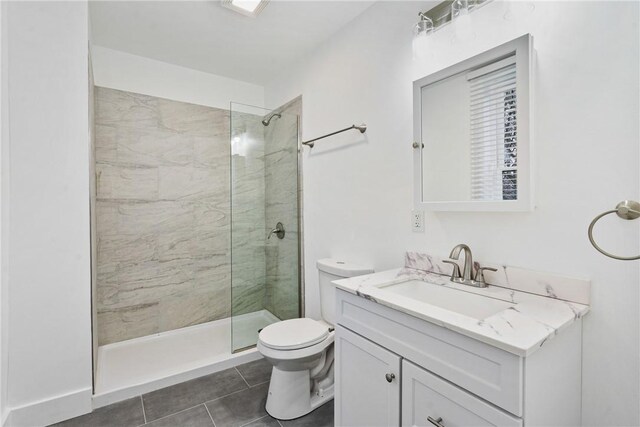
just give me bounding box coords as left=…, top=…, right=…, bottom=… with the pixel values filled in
left=377, top=279, right=514, bottom=320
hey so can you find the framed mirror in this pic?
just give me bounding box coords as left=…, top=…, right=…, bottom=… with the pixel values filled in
left=413, top=34, right=533, bottom=211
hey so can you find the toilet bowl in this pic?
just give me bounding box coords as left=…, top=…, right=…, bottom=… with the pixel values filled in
left=258, top=259, right=373, bottom=420
left=257, top=318, right=335, bottom=420
left=257, top=259, right=373, bottom=420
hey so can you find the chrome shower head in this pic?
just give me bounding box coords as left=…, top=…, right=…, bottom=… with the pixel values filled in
left=261, top=113, right=281, bottom=126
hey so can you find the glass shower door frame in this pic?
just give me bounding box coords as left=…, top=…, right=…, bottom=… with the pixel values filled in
left=229, top=102, right=302, bottom=353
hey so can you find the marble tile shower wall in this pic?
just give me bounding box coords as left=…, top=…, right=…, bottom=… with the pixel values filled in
left=264, top=97, right=302, bottom=321
left=95, top=88, right=266, bottom=345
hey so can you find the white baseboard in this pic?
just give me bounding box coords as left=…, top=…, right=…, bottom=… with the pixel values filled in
left=6, top=387, right=92, bottom=427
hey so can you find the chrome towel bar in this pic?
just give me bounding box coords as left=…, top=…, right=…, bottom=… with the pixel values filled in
left=302, top=124, right=367, bottom=148
left=588, top=200, right=640, bottom=261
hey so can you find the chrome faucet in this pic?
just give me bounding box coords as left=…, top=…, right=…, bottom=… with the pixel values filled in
left=449, top=244, right=474, bottom=285
left=446, top=244, right=496, bottom=288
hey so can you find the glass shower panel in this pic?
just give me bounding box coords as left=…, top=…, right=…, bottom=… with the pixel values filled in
left=230, top=103, right=300, bottom=352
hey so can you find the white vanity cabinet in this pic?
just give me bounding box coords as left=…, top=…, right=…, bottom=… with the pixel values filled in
left=335, top=326, right=400, bottom=427
left=335, top=289, right=583, bottom=427
left=401, top=360, right=521, bottom=427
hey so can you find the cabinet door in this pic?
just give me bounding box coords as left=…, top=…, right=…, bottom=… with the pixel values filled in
left=402, top=360, right=522, bottom=427
left=335, top=325, right=401, bottom=427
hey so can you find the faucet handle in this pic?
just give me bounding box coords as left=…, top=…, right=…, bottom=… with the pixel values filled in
left=267, top=222, right=285, bottom=240
left=474, top=266, right=497, bottom=283
left=443, top=260, right=462, bottom=280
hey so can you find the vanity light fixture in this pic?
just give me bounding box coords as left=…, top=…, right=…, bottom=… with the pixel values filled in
left=451, top=0, right=470, bottom=20
left=414, top=12, right=434, bottom=39
left=221, top=0, right=270, bottom=18
left=415, top=0, right=491, bottom=34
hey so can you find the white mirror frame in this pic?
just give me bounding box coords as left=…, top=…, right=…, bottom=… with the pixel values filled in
left=413, top=34, right=534, bottom=212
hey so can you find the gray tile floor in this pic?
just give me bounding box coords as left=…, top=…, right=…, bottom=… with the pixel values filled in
left=51, top=359, right=334, bottom=427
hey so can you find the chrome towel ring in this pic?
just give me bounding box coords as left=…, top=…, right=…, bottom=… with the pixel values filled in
left=588, top=200, right=640, bottom=261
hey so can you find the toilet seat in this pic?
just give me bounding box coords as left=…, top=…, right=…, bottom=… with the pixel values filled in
left=259, top=318, right=330, bottom=351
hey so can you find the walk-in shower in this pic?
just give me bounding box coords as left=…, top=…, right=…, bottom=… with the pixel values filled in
left=230, top=102, right=302, bottom=352
left=90, top=90, right=301, bottom=405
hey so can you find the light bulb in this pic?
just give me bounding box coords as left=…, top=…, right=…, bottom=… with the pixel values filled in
left=451, top=0, right=473, bottom=41
left=451, top=0, right=469, bottom=19
left=412, top=13, right=433, bottom=61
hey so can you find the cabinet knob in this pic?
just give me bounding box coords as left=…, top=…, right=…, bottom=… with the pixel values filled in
left=385, top=373, right=395, bottom=383
left=427, top=416, right=445, bottom=427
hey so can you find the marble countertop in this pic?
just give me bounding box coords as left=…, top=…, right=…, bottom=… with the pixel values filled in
left=333, top=268, right=590, bottom=357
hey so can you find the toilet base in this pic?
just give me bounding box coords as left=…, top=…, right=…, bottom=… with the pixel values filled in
left=265, top=366, right=334, bottom=420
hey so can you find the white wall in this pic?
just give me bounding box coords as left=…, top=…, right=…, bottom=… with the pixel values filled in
left=265, top=1, right=640, bottom=426
left=3, top=2, right=92, bottom=425
left=0, top=1, right=8, bottom=425
left=91, top=45, right=264, bottom=110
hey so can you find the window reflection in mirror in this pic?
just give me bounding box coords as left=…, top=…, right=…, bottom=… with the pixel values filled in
left=421, top=56, right=518, bottom=202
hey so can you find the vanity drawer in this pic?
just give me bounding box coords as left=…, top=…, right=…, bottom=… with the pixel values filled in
left=336, top=290, right=523, bottom=416
left=402, top=360, right=522, bottom=427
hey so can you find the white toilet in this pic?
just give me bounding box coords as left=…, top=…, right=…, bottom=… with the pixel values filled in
left=257, top=258, right=374, bottom=420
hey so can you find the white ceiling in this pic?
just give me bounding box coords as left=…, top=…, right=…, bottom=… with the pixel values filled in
left=90, top=1, right=376, bottom=85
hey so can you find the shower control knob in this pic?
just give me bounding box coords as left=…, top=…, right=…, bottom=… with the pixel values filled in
left=385, top=373, right=395, bottom=383
left=267, top=222, right=285, bottom=240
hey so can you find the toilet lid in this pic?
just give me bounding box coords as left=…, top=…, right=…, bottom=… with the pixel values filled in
left=258, top=318, right=330, bottom=350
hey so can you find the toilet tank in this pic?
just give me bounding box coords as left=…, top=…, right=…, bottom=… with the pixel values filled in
left=317, top=259, right=374, bottom=326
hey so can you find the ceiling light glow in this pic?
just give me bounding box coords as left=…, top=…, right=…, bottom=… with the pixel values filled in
left=221, top=0, right=270, bottom=17
left=232, top=0, right=261, bottom=13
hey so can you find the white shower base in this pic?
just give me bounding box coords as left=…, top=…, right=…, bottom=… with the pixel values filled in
left=93, top=310, right=279, bottom=408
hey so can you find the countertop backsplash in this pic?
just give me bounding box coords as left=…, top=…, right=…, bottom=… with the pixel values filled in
left=403, top=251, right=591, bottom=305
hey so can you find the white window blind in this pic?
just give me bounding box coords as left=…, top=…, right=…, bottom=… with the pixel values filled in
left=467, top=56, right=517, bottom=201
